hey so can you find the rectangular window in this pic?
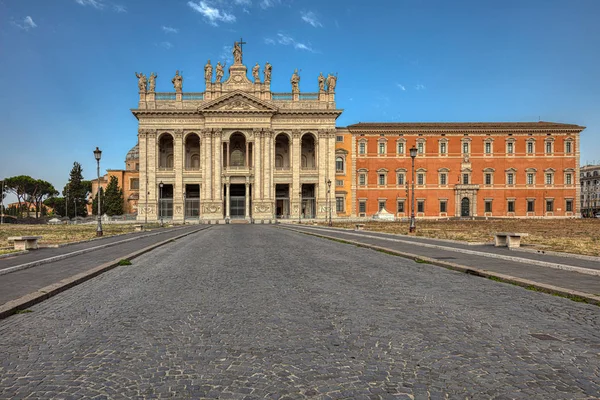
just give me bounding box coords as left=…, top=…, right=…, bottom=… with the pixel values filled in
left=135, top=163, right=140, bottom=171
left=507, top=142, right=514, bottom=154
left=417, top=142, right=424, bottom=154
left=546, top=200, right=554, bottom=212
left=463, top=142, right=469, bottom=154
left=527, top=173, right=534, bottom=185
left=335, top=158, right=344, bottom=173
left=378, top=174, right=385, bottom=185
left=566, top=199, right=573, bottom=212
left=546, top=173, right=553, bottom=185
left=440, top=173, right=447, bottom=186
left=378, top=142, right=386, bottom=155
left=440, top=142, right=447, bottom=154
left=130, top=178, right=140, bottom=190
left=485, top=142, right=491, bottom=154
left=336, top=135, right=343, bottom=142
left=359, top=174, right=366, bottom=186
left=485, top=201, right=492, bottom=213
left=566, top=173, right=572, bottom=185
left=462, top=174, right=469, bottom=185
left=507, top=200, right=515, bottom=213
left=527, top=142, right=534, bottom=154
left=440, top=201, right=447, bottom=213
left=378, top=200, right=386, bottom=211
left=417, top=173, right=424, bottom=185
left=566, top=141, right=572, bottom=153
left=546, top=142, right=552, bottom=154
left=397, top=201, right=405, bottom=213
left=359, top=201, right=366, bottom=213
left=507, top=173, right=514, bottom=185
left=417, top=200, right=424, bottom=213
left=527, top=200, right=535, bottom=212
left=335, top=179, right=343, bottom=187
left=397, top=142, right=404, bottom=154
left=397, top=173, right=405, bottom=185
left=485, top=173, right=492, bottom=185
left=336, top=197, right=344, bottom=212
left=359, top=142, right=366, bottom=155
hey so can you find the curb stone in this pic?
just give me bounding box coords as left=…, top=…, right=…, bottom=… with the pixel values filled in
left=280, top=226, right=600, bottom=307
left=0, top=226, right=210, bottom=320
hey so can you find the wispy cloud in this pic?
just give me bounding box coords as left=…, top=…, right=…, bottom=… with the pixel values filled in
left=12, top=16, right=37, bottom=31
left=266, top=33, right=315, bottom=52
left=396, top=83, right=406, bottom=91
left=415, top=84, right=426, bottom=90
left=260, top=0, right=280, bottom=9
left=234, top=0, right=252, bottom=5
left=301, top=11, right=322, bottom=28
left=158, top=41, right=173, bottom=50
left=113, top=4, right=126, bottom=13
left=188, top=1, right=236, bottom=26
left=219, top=44, right=233, bottom=65
left=75, top=0, right=104, bottom=9
left=162, top=25, right=179, bottom=34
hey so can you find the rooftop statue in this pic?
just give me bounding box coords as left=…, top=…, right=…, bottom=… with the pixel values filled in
left=233, top=40, right=243, bottom=64
left=135, top=72, right=147, bottom=92
left=215, top=62, right=224, bottom=83
left=252, top=63, right=260, bottom=83
left=318, top=72, right=325, bottom=92
left=148, top=72, right=157, bottom=92
left=204, top=60, right=212, bottom=84
left=172, top=70, right=183, bottom=92
left=291, top=69, right=300, bottom=93
left=264, top=62, right=272, bottom=83
left=326, top=73, right=337, bottom=93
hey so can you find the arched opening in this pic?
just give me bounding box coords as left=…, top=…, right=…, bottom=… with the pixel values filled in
left=229, top=133, right=247, bottom=168
left=301, top=133, right=316, bottom=170
left=275, top=133, right=290, bottom=170
left=185, top=133, right=200, bottom=170
left=158, top=134, right=174, bottom=170
left=461, top=197, right=470, bottom=217
left=336, top=156, right=344, bottom=173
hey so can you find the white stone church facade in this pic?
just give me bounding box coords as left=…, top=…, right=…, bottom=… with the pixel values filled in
left=133, top=44, right=340, bottom=223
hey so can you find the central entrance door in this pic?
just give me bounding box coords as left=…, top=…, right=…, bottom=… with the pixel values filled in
left=461, top=197, right=470, bottom=217
left=230, top=184, right=246, bottom=219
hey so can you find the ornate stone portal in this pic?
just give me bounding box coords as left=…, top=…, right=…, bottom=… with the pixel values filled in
left=133, top=41, right=341, bottom=223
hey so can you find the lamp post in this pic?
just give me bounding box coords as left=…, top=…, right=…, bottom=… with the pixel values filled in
left=159, top=181, right=164, bottom=227
left=327, top=179, right=332, bottom=227
left=65, top=188, right=69, bottom=220
left=298, top=190, right=302, bottom=224
left=409, top=146, right=417, bottom=233
left=93, top=147, right=103, bottom=236
left=1, top=179, right=4, bottom=225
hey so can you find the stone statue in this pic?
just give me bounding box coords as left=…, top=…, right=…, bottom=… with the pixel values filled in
left=215, top=62, right=224, bottom=83
left=233, top=41, right=242, bottom=64
left=252, top=63, right=260, bottom=83
left=318, top=72, right=325, bottom=92
left=172, top=70, right=183, bottom=92
left=291, top=69, right=300, bottom=93
left=204, top=60, right=212, bottom=84
left=135, top=72, right=147, bottom=92
left=148, top=72, right=157, bottom=92
left=264, top=62, right=272, bottom=83
left=326, top=73, right=337, bottom=93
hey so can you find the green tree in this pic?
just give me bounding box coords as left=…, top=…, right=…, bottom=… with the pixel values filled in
left=64, top=162, right=89, bottom=218
left=44, top=197, right=66, bottom=217
left=91, top=187, right=106, bottom=216
left=104, top=176, right=124, bottom=216
left=25, top=179, right=58, bottom=218
left=4, top=175, right=36, bottom=218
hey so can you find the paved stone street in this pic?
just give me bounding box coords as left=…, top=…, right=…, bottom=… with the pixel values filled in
left=1, top=225, right=599, bottom=399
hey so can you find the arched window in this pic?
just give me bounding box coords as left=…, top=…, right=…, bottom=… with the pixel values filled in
left=336, top=157, right=344, bottom=173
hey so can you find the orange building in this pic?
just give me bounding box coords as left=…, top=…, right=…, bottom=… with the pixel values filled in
left=336, top=122, right=584, bottom=219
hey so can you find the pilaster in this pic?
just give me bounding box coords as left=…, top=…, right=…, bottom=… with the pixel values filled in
left=147, top=130, right=157, bottom=221
left=137, top=129, right=148, bottom=222
left=214, top=129, right=223, bottom=200
left=292, top=129, right=301, bottom=218
left=173, top=129, right=184, bottom=222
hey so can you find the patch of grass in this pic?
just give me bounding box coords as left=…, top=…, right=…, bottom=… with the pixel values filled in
left=15, top=309, right=33, bottom=314
left=414, top=258, right=431, bottom=264
left=117, top=259, right=132, bottom=266
left=488, top=275, right=504, bottom=282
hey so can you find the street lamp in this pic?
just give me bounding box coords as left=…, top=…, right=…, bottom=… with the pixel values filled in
left=327, top=179, right=332, bottom=227
left=159, top=181, right=164, bottom=227
left=409, top=146, right=418, bottom=233
left=93, top=147, right=103, bottom=237
left=1, top=179, right=4, bottom=225
left=298, top=190, right=302, bottom=224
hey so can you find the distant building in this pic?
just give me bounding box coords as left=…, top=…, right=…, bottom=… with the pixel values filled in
left=6, top=201, right=53, bottom=217
left=580, top=164, right=600, bottom=217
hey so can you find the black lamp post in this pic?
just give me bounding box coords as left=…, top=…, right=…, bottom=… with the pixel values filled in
left=93, top=147, right=103, bottom=237
left=408, top=146, right=417, bottom=233
left=159, top=181, right=164, bottom=227
left=409, top=146, right=417, bottom=233
left=327, top=179, right=332, bottom=226
left=298, top=190, right=302, bottom=224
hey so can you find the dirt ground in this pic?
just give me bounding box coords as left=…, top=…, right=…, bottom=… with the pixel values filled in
left=332, top=219, right=600, bottom=257
left=0, top=224, right=141, bottom=250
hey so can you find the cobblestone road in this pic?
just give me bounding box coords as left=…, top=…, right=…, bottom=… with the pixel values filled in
left=1, top=225, right=599, bottom=399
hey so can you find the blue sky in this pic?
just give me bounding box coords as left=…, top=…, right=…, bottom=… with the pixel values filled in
left=1, top=0, right=600, bottom=198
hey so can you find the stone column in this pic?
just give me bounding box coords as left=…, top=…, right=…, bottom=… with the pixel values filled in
left=226, top=182, right=231, bottom=219
left=201, top=129, right=211, bottom=201
left=225, top=141, right=229, bottom=169
left=316, top=130, right=327, bottom=219
left=214, top=129, right=222, bottom=201
left=264, top=130, right=273, bottom=200
left=147, top=130, right=158, bottom=221
left=173, top=129, right=184, bottom=223
left=137, top=129, right=148, bottom=222
left=245, top=181, right=250, bottom=219
left=292, top=130, right=301, bottom=218
left=245, top=141, right=249, bottom=167
left=253, top=129, right=262, bottom=199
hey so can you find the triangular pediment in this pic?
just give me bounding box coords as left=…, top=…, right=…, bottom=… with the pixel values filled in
left=197, top=91, right=278, bottom=113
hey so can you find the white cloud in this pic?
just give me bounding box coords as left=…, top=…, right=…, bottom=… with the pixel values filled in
left=113, top=4, right=126, bottom=13
left=75, top=0, right=104, bottom=9
left=219, top=44, right=233, bottom=65
left=159, top=41, right=173, bottom=49
left=162, top=26, right=179, bottom=34
left=396, top=83, right=406, bottom=91
left=272, top=33, right=314, bottom=52
left=234, top=0, right=252, bottom=5
left=188, top=1, right=236, bottom=26
left=301, top=11, right=322, bottom=28
left=12, top=16, right=37, bottom=30
left=415, top=84, right=426, bottom=90
left=259, top=0, right=279, bottom=9
left=264, top=38, right=275, bottom=45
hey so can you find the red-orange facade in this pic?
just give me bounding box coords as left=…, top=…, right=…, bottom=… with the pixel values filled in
left=341, top=122, right=584, bottom=218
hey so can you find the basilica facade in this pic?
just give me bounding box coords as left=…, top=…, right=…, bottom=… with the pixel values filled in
left=128, top=42, right=584, bottom=223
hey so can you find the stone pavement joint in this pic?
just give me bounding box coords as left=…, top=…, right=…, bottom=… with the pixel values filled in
left=281, top=226, right=600, bottom=307
left=0, top=226, right=210, bottom=320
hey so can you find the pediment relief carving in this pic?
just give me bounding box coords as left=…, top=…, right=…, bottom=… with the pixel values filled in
left=198, top=91, right=278, bottom=114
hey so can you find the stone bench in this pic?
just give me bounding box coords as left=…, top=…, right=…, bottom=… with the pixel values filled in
left=7, top=236, right=43, bottom=251
left=355, top=224, right=365, bottom=231
left=134, top=224, right=145, bottom=232
left=493, top=232, right=529, bottom=249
